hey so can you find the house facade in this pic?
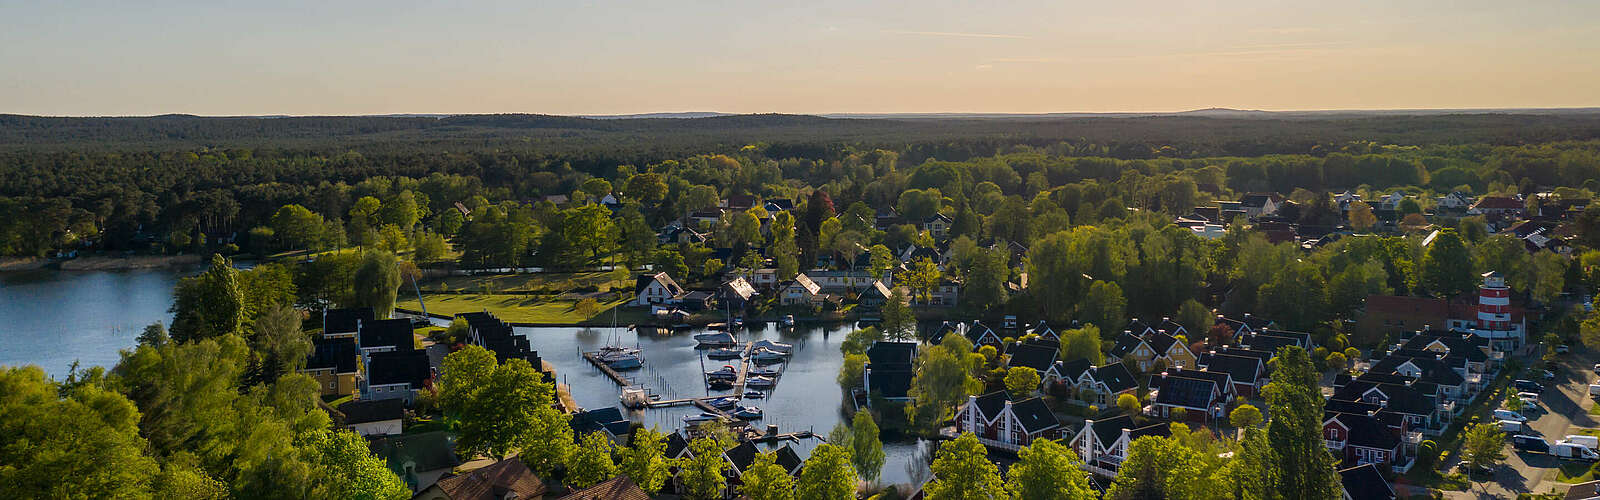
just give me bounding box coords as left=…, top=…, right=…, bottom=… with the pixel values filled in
left=633, top=272, right=686, bottom=306
left=955, top=392, right=1065, bottom=452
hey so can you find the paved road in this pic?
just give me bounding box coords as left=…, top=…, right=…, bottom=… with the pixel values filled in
left=1453, top=348, right=1598, bottom=498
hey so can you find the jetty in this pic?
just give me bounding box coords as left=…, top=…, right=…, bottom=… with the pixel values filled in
left=582, top=352, right=635, bottom=386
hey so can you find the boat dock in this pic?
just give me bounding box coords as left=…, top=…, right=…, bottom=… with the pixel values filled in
left=730, top=342, right=756, bottom=393
left=582, top=352, right=636, bottom=386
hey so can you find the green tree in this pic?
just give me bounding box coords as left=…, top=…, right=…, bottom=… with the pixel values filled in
left=770, top=212, right=801, bottom=280
left=902, top=257, right=943, bottom=304
left=436, top=346, right=570, bottom=467
left=1229, top=403, right=1263, bottom=429
left=568, top=431, right=619, bottom=489
left=1058, top=325, right=1104, bottom=365
left=963, top=246, right=1009, bottom=313
left=1257, top=261, right=1329, bottom=331
left=1117, top=393, right=1141, bottom=416
left=653, top=249, right=688, bottom=280
left=348, top=196, right=382, bottom=235
left=741, top=451, right=796, bottom=500
left=924, top=433, right=1004, bottom=500
left=0, top=366, right=158, bottom=499
left=138, top=322, right=170, bottom=347
left=412, top=230, right=449, bottom=263
left=306, top=430, right=410, bottom=500
left=170, top=254, right=246, bottom=342
left=908, top=336, right=983, bottom=430
left=271, top=204, right=326, bottom=251
left=352, top=251, right=402, bottom=318
left=249, top=303, right=311, bottom=381
left=379, top=191, right=421, bottom=231
left=1461, top=422, right=1507, bottom=478
left=1007, top=438, right=1096, bottom=500
left=1262, top=346, right=1341, bottom=499
left=838, top=353, right=866, bottom=389
left=1347, top=200, right=1377, bottom=231
left=796, top=443, right=857, bottom=500
left=1107, top=436, right=1207, bottom=499
left=1005, top=366, right=1041, bottom=397
left=850, top=411, right=886, bottom=483
left=880, top=288, right=916, bottom=341
left=867, top=244, right=894, bottom=280
left=1421, top=228, right=1476, bottom=297
left=1079, top=280, right=1126, bottom=330
left=680, top=437, right=729, bottom=500
left=617, top=427, right=673, bottom=494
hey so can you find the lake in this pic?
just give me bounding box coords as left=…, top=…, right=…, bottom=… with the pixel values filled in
left=511, top=322, right=934, bottom=486
left=0, top=267, right=193, bottom=377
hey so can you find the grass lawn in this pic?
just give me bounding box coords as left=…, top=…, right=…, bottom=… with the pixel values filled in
left=1555, top=461, right=1595, bottom=483
left=418, top=271, right=628, bottom=294
left=1403, top=465, right=1471, bottom=491
left=398, top=293, right=631, bottom=324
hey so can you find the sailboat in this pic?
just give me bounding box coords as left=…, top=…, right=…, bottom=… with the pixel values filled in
left=599, top=255, right=643, bottom=370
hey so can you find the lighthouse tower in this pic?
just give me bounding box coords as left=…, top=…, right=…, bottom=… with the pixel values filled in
left=1476, top=272, right=1512, bottom=331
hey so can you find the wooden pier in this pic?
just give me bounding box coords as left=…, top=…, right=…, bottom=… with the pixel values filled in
left=582, top=352, right=635, bottom=386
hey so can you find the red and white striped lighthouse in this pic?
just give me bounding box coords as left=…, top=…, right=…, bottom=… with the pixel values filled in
left=1476, top=271, right=1512, bottom=331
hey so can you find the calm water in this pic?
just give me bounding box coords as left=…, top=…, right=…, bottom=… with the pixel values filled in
left=0, top=268, right=192, bottom=377
left=518, top=323, right=934, bottom=486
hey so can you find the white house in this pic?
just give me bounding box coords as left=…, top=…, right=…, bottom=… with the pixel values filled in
left=779, top=274, right=823, bottom=306
left=955, top=392, right=1065, bottom=452
left=1070, top=414, right=1171, bottom=476
left=633, top=272, right=686, bottom=306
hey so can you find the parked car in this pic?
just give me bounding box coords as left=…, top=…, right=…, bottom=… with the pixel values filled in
left=1552, top=441, right=1599, bottom=461
left=1592, top=363, right=1600, bottom=375
left=1567, top=435, right=1600, bottom=448
left=1494, top=409, right=1529, bottom=422
left=1558, top=345, right=1571, bottom=354
left=1590, top=384, right=1600, bottom=400
left=1517, top=392, right=1542, bottom=403
left=1498, top=420, right=1529, bottom=434
left=1512, top=435, right=1550, bottom=453
left=1543, top=370, right=1557, bottom=381
left=1515, top=380, right=1544, bottom=394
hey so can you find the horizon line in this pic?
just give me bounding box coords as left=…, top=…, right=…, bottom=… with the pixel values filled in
left=7, top=106, right=1600, bottom=120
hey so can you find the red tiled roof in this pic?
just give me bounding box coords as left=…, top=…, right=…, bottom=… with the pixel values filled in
left=1471, top=196, right=1522, bottom=210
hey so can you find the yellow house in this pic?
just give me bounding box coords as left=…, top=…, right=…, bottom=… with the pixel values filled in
left=1109, top=330, right=1196, bottom=373
left=303, top=337, right=361, bottom=397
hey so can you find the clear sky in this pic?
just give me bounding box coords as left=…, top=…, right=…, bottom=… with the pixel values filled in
left=2, top=0, right=1597, bottom=116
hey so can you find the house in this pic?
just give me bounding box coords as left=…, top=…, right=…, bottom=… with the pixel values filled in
left=1468, top=195, right=1524, bottom=218
left=764, top=198, right=796, bottom=213
left=1028, top=321, right=1058, bottom=342
left=302, top=337, right=361, bottom=397
left=863, top=341, right=917, bottom=405
left=807, top=269, right=884, bottom=292
left=633, top=272, right=686, bottom=306
left=856, top=280, right=894, bottom=309
left=1053, top=359, right=1138, bottom=406
left=1401, top=329, right=1500, bottom=376
left=1339, top=463, right=1397, bottom=500
left=358, top=318, right=415, bottom=354
left=963, top=321, right=1003, bottom=350
left=1324, top=411, right=1411, bottom=473
left=1568, top=480, right=1600, bottom=500
left=955, top=391, right=1066, bottom=452
left=338, top=399, right=405, bottom=436
left=414, top=458, right=546, bottom=500
left=1239, top=193, right=1284, bottom=218
left=458, top=312, right=547, bottom=375
left=1005, top=338, right=1059, bottom=382
left=779, top=274, right=823, bottom=306
left=571, top=407, right=634, bottom=445
left=1149, top=368, right=1235, bottom=422
left=1108, top=330, right=1195, bottom=373
left=1196, top=352, right=1267, bottom=398
left=364, top=350, right=432, bottom=404
left=323, top=306, right=375, bottom=339
left=369, top=431, right=461, bottom=493
left=720, top=277, right=758, bottom=310
left=556, top=476, right=650, bottom=500
left=721, top=194, right=757, bottom=210
left=1371, top=349, right=1471, bottom=401
left=722, top=441, right=804, bottom=480
left=1357, top=295, right=1449, bottom=343
left=914, top=279, right=960, bottom=307
left=1331, top=380, right=1445, bottom=435
left=1070, top=414, right=1171, bottom=476
left=1375, top=191, right=1408, bottom=211
left=1237, top=331, right=1310, bottom=354
left=922, top=213, right=953, bottom=239
left=1435, top=192, right=1475, bottom=212
left=1215, top=313, right=1274, bottom=338
left=542, top=194, right=570, bottom=206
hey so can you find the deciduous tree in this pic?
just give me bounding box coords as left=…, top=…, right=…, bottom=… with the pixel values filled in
left=617, top=427, right=673, bottom=494
left=924, top=433, right=1004, bottom=500
left=568, top=431, right=619, bottom=489
left=1007, top=438, right=1096, bottom=499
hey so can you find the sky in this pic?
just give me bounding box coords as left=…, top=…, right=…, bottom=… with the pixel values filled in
left=2, top=0, right=1598, bottom=116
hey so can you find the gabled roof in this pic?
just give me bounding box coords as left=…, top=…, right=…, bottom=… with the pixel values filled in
left=1260, top=329, right=1312, bottom=348
left=663, top=432, right=689, bottom=459
left=556, top=476, right=650, bottom=500
left=867, top=368, right=913, bottom=399
left=774, top=445, right=804, bottom=475
left=859, top=280, right=893, bottom=301
left=1153, top=371, right=1226, bottom=409
left=1007, top=342, right=1058, bottom=372
left=305, top=337, right=359, bottom=373
left=866, top=341, right=917, bottom=368
left=433, top=458, right=546, bottom=500
left=367, top=350, right=432, bottom=387
left=786, top=274, right=821, bottom=295
left=1094, top=362, right=1139, bottom=393
left=721, top=277, right=758, bottom=301
left=1124, top=318, right=1155, bottom=336
left=1333, top=381, right=1436, bottom=416
left=1144, top=331, right=1183, bottom=354
left=965, top=321, right=998, bottom=345
left=1108, top=332, right=1147, bottom=358
left=572, top=407, right=631, bottom=437
left=1057, top=358, right=1093, bottom=381
left=1239, top=333, right=1302, bottom=353
left=634, top=272, right=685, bottom=297
left=970, top=391, right=1011, bottom=422
left=923, top=212, right=953, bottom=224
left=359, top=318, right=415, bottom=351
left=324, top=307, right=374, bottom=334
left=1156, top=318, right=1186, bottom=334
left=1089, top=414, right=1137, bottom=446
left=1339, top=464, right=1396, bottom=500
left=724, top=442, right=760, bottom=475
left=1197, top=353, right=1263, bottom=385
left=1329, top=412, right=1400, bottom=451
left=1010, top=397, right=1060, bottom=434
left=338, top=398, right=405, bottom=425
left=1240, top=192, right=1284, bottom=208
left=1471, top=196, right=1523, bottom=210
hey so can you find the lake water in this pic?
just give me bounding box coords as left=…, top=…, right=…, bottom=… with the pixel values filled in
left=0, top=268, right=192, bottom=377
left=515, top=322, right=934, bottom=486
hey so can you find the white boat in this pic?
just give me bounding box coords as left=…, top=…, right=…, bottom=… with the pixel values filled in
left=705, top=365, right=738, bottom=380
left=733, top=406, right=764, bottom=420
left=752, top=339, right=793, bottom=354
left=782, top=315, right=795, bottom=327
left=743, top=390, right=766, bottom=399
left=705, top=396, right=740, bottom=410
left=751, top=349, right=785, bottom=365
left=749, top=367, right=780, bottom=377
left=746, top=376, right=776, bottom=388
left=607, top=357, right=642, bottom=370
left=694, top=332, right=736, bottom=347
left=683, top=413, right=722, bottom=423
left=707, top=348, right=743, bottom=360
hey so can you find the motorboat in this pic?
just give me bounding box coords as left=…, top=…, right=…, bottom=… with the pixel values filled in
left=705, top=396, right=740, bottom=410
left=683, top=413, right=722, bottom=423
left=745, top=376, right=776, bottom=388
left=743, top=390, right=766, bottom=399
left=751, top=339, right=793, bottom=354
left=705, top=365, right=738, bottom=380
left=707, top=379, right=734, bottom=390
left=751, top=349, right=785, bottom=365
left=707, top=348, right=743, bottom=360
left=749, top=367, right=780, bottom=377
left=732, top=406, right=764, bottom=420
left=607, top=357, right=642, bottom=370
left=782, top=315, right=795, bottom=327
left=694, top=331, right=736, bottom=347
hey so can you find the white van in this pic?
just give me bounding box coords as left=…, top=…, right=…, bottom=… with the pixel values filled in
left=1494, top=409, right=1528, bottom=422
left=1497, top=420, right=1527, bottom=433
left=1567, top=435, right=1600, bottom=449
left=1589, top=384, right=1600, bottom=399
left=1552, top=441, right=1600, bottom=461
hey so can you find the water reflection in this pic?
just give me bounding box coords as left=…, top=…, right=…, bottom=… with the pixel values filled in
left=0, top=268, right=193, bottom=377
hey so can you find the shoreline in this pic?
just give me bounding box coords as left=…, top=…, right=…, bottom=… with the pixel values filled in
left=0, top=254, right=204, bottom=272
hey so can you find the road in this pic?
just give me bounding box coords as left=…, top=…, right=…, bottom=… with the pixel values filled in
left=1452, top=348, right=1598, bottom=498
